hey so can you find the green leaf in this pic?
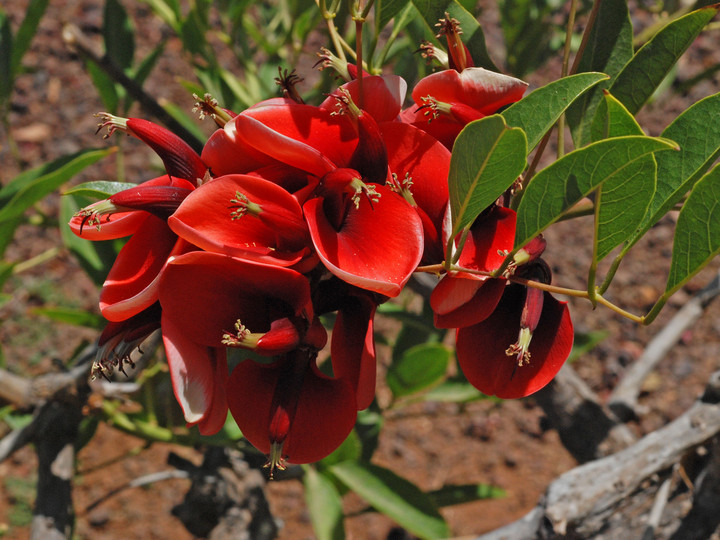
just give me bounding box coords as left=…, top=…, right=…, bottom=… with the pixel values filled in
left=130, top=40, right=166, bottom=89
left=103, top=0, right=135, bottom=71
left=160, top=100, right=207, bottom=143
left=387, top=343, right=451, bottom=398
left=0, top=148, right=115, bottom=223
left=10, top=0, right=50, bottom=75
left=423, top=379, right=486, bottom=403
left=625, top=92, right=720, bottom=250
left=30, top=307, right=105, bottom=329
left=0, top=217, right=22, bottom=259
left=0, top=261, right=15, bottom=290
left=665, top=164, right=720, bottom=295
left=377, top=0, right=411, bottom=30
left=428, top=483, right=505, bottom=507
left=566, top=0, right=633, bottom=147
left=500, top=0, right=560, bottom=77
left=514, top=136, right=677, bottom=250
left=590, top=93, right=656, bottom=263
left=355, top=408, right=383, bottom=462
left=86, top=59, right=120, bottom=112
left=0, top=11, right=12, bottom=105
left=330, top=462, right=449, bottom=539
left=609, top=5, right=720, bottom=115
left=448, top=115, right=527, bottom=237
left=320, top=429, right=362, bottom=467
left=502, top=72, right=609, bottom=152
left=304, top=467, right=346, bottom=540
left=411, top=0, right=498, bottom=71
left=568, top=330, right=608, bottom=363
left=139, top=0, right=180, bottom=32
left=63, top=180, right=136, bottom=199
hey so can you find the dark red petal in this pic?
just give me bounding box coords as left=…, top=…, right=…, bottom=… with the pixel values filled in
left=456, top=285, right=573, bottom=399
left=127, top=118, right=207, bottom=182
left=431, top=276, right=506, bottom=328
left=100, top=216, right=179, bottom=322
left=158, top=251, right=312, bottom=347
left=162, top=314, right=229, bottom=435
left=304, top=185, right=423, bottom=297
left=227, top=357, right=357, bottom=464
left=331, top=294, right=377, bottom=410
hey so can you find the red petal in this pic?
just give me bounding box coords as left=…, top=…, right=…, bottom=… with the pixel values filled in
left=431, top=276, right=506, bottom=328
left=162, top=314, right=229, bottom=435
left=456, top=286, right=573, bottom=399
left=456, top=206, right=517, bottom=273
left=168, top=174, right=310, bottom=265
left=201, top=121, right=277, bottom=176
left=227, top=356, right=357, bottom=464
left=68, top=206, right=146, bottom=240
left=320, top=75, right=407, bottom=122
left=412, top=68, right=528, bottom=115
left=158, top=251, right=312, bottom=347
left=304, top=186, right=423, bottom=297
left=100, top=216, right=179, bottom=322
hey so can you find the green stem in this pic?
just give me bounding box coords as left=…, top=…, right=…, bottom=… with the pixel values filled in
left=569, top=0, right=602, bottom=76
left=13, top=247, right=61, bottom=274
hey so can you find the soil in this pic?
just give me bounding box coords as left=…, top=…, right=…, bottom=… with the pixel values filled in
left=1, top=1, right=719, bottom=539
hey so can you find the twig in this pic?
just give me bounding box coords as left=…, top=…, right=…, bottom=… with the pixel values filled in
left=642, top=475, right=673, bottom=540
left=476, top=370, right=720, bottom=539
left=534, top=364, right=636, bottom=463
left=609, top=269, right=720, bottom=420
left=61, top=23, right=204, bottom=154
left=83, top=469, right=191, bottom=514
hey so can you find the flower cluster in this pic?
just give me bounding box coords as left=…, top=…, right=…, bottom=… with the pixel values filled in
left=70, top=16, right=573, bottom=473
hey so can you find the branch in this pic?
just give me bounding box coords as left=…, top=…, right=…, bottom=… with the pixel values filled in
left=476, top=371, right=720, bottom=539
left=534, top=364, right=636, bottom=463
left=609, top=269, right=720, bottom=420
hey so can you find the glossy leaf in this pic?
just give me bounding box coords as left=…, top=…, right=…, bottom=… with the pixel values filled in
left=502, top=72, right=609, bottom=152
left=411, top=0, right=498, bottom=71
left=304, top=467, right=345, bottom=540
left=0, top=148, right=115, bottom=223
left=63, top=180, right=136, bottom=199
left=448, top=115, right=527, bottom=237
left=429, top=483, right=506, bottom=507
left=104, top=0, right=135, bottom=71
left=387, top=343, right=451, bottom=398
left=86, top=60, right=120, bottom=112
left=609, top=5, right=720, bottom=115
left=330, top=461, right=449, bottom=539
left=515, top=136, right=677, bottom=250
left=590, top=93, right=656, bottom=262
left=320, top=429, right=362, bottom=467
left=565, top=0, right=633, bottom=146
left=625, top=92, right=720, bottom=250
left=666, top=164, right=720, bottom=295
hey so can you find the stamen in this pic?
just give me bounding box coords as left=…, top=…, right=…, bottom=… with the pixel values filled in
left=275, top=67, right=304, bottom=104
left=228, top=191, right=262, bottom=220
left=192, top=93, right=232, bottom=127
left=264, top=441, right=287, bottom=480
left=221, top=320, right=250, bottom=346
left=95, top=112, right=129, bottom=139
left=506, top=327, right=533, bottom=366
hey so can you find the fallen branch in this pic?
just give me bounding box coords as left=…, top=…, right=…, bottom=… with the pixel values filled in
left=477, top=370, right=720, bottom=539
left=609, top=269, right=720, bottom=420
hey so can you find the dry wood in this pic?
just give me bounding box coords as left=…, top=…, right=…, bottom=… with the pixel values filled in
left=477, top=371, right=720, bottom=539
left=609, top=270, right=720, bottom=420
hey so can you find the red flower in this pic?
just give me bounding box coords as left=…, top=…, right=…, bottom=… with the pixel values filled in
left=431, top=206, right=517, bottom=328
left=456, top=284, right=573, bottom=399
left=403, top=68, right=528, bottom=148
left=227, top=349, right=357, bottom=475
